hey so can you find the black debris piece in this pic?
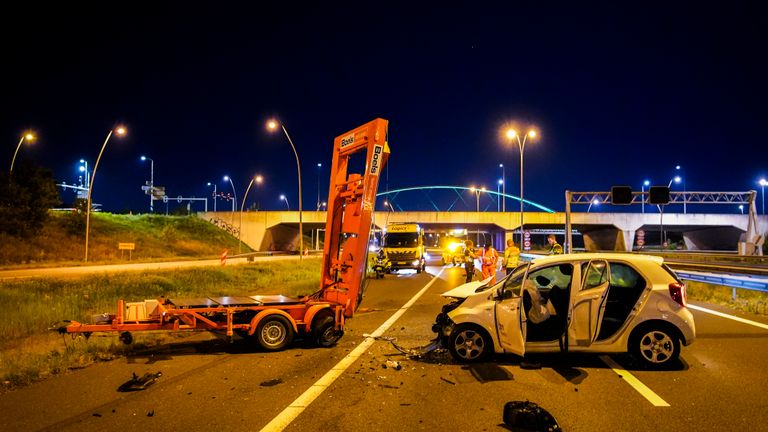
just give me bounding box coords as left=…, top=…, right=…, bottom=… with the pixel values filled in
left=260, top=378, right=284, bottom=387
left=117, top=372, right=162, bottom=392
left=502, top=401, right=561, bottom=432
left=92, top=413, right=102, bottom=418
left=147, top=410, right=155, bottom=417
left=520, top=361, right=542, bottom=370
left=440, top=377, right=456, bottom=385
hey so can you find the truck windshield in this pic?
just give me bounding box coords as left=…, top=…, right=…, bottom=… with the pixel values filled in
left=384, top=233, right=419, bottom=247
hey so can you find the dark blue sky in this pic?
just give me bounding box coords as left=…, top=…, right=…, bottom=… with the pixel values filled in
left=2, top=3, right=766, bottom=213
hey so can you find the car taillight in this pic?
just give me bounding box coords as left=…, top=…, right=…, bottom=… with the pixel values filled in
left=668, top=282, right=687, bottom=307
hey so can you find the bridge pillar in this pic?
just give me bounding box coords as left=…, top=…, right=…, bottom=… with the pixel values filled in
left=682, top=227, right=744, bottom=251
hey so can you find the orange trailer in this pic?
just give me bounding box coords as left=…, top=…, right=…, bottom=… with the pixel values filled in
left=58, top=119, right=390, bottom=350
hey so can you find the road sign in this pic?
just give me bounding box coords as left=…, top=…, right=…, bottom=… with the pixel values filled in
left=636, top=229, right=646, bottom=247
left=118, top=243, right=135, bottom=250
left=523, top=230, right=530, bottom=239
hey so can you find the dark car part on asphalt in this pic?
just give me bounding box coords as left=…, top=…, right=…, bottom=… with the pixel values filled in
left=364, top=334, right=445, bottom=359
left=502, top=401, right=560, bottom=432
left=117, top=371, right=162, bottom=392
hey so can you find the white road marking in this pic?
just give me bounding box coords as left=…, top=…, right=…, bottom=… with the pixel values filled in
left=687, top=304, right=768, bottom=331
left=259, top=267, right=447, bottom=432
left=600, top=356, right=670, bottom=407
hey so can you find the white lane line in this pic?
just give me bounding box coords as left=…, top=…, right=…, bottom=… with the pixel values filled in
left=687, top=304, right=768, bottom=331
left=599, top=356, right=670, bottom=407
left=260, top=267, right=446, bottom=432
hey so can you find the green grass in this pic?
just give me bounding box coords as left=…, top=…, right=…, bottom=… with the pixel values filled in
left=686, top=281, right=768, bottom=315
left=0, top=212, right=250, bottom=267
left=0, top=260, right=320, bottom=389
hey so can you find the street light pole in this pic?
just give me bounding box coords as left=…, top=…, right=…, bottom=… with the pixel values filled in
left=676, top=165, right=686, bottom=214
left=471, top=186, right=484, bottom=244
left=759, top=179, right=767, bottom=215
left=641, top=180, right=650, bottom=213
left=141, top=156, right=154, bottom=213
left=499, top=163, right=505, bottom=212
left=85, top=126, right=126, bottom=262
left=207, top=182, right=217, bottom=212
left=239, top=175, right=263, bottom=253
left=506, top=129, right=537, bottom=246
left=280, top=194, right=290, bottom=210
left=9, top=133, right=34, bottom=180
left=268, top=120, right=304, bottom=258
left=317, top=162, right=322, bottom=211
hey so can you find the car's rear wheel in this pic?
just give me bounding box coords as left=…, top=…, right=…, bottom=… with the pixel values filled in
left=629, top=323, right=681, bottom=368
left=448, top=324, right=492, bottom=363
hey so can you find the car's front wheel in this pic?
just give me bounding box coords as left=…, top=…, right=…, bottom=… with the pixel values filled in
left=448, top=324, right=492, bottom=363
left=629, top=324, right=681, bottom=368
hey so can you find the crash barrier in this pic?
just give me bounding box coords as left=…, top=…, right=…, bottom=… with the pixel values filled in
left=519, top=253, right=768, bottom=300
left=675, top=269, right=768, bottom=300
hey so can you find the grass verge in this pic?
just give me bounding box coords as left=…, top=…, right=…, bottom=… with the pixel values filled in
left=0, top=260, right=320, bottom=390
left=686, top=280, right=768, bottom=315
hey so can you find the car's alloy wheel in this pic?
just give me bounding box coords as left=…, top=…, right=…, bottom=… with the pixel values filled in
left=632, top=326, right=680, bottom=367
left=449, top=325, right=490, bottom=362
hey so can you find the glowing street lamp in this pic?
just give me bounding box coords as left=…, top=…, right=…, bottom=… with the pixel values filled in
left=497, top=178, right=503, bottom=212
left=280, top=194, right=290, bottom=210
left=84, top=126, right=127, bottom=262
left=267, top=119, right=304, bottom=257
left=239, top=174, right=264, bottom=253
left=9, top=132, right=35, bottom=180
left=383, top=200, right=395, bottom=212
left=759, top=178, right=767, bottom=215
left=317, top=162, right=323, bottom=210
left=641, top=180, right=650, bottom=214
left=587, top=198, right=600, bottom=212
left=739, top=205, right=744, bottom=214
left=505, top=127, right=537, bottom=246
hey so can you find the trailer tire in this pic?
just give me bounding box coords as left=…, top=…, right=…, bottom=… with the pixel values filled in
left=256, top=315, right=294, bottom=351
left=313, top=315, right=343, bottom=348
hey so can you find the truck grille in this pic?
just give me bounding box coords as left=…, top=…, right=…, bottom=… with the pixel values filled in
left=387, top=251, right=417, bottom=262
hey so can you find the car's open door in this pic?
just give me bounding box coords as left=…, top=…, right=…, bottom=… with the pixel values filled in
left=495, top=265, right=528, bottom=356
left=567, top=259, right=610, bottom=347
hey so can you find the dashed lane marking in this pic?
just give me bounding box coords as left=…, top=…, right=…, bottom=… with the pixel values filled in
left=600, top=356, right=670, bottom=407
left=687, top=304, right=768, bottom=331
left=259, top=267, right=447, bottom=432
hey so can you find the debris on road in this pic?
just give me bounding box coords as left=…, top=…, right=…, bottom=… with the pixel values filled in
left=520, top=361, right=542, bottom=370
left=92, top=413, right=102, bottom=417
left=363, top=334, right=444, bottom=359
left=502, top=401, right=560, bottom=431
left=440, top=377, right=456, bottom=385
left=260, top=378, right=284, bottom=387
left=147, top=410, right=155, bottom=417
left=384, top=360, right=402, bottom=370
left=117, top=372, right=162, bottom=392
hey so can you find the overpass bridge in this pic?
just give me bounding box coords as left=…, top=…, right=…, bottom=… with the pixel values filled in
left=200, top=211, right=767, bottom=254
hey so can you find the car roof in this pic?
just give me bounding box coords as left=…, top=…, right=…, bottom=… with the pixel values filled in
left=529, top=252, right=664, bottom=266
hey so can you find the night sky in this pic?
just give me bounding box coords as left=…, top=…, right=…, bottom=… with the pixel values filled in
left=2, top=3, right=766, bottom=213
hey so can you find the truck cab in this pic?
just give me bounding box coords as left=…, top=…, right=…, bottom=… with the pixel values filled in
left=383, top=223, right=426, bottom=273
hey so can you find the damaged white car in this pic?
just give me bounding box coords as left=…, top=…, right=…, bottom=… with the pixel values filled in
left=432, top=253, right=695, bottom=368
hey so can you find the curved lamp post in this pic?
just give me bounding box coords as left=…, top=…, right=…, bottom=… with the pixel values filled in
left=239, top=174, right=263, bottom=253
left=140, top=155, right=154, bottom=213
left=268, top=119, right=304, bottom=258
left=505, top=128, right=537, bottom=246
left=85, top=126, right=126, bottom=262
left=9, top=132, right=35, bottom=180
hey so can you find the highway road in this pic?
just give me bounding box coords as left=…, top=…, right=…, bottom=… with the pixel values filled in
left=1, top=260, right=767, bottom=431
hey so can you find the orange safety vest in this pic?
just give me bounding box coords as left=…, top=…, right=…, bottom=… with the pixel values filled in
left=482, top=248, right=498, bottom=267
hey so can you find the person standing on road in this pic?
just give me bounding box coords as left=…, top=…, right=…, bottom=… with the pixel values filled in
left=503, top=239, right=521, bottom=275
left=547, top=234, right=563, bottom=255
left=463, top=239, right=478, bottom=284
left=481, top=243, right=499, bottom=284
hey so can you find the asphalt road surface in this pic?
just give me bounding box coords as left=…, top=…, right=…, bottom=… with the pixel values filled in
left=2, top=260, right=767, bottom=431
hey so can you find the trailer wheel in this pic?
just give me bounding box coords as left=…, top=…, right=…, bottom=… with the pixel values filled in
left=256, top=315, right=294, bottom=351
left=119, top=331, right=133, bottom=345
left=314, top=316, right=343, bottom=348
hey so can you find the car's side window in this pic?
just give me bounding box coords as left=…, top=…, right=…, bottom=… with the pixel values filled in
left=527, top=264, right=574, bottom=292
left=608, top=262, right=645, bottom=289
left=581, top=260, right=608, bottom=290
